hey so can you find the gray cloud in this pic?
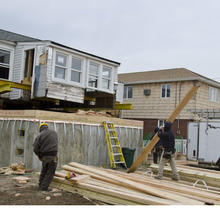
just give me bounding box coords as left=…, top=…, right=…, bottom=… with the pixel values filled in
left=1, top=0, right=220, bottom=80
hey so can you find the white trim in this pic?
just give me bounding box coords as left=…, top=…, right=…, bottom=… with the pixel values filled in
left=123, top=85, right=133, bottom=99
left=0, top=43, right=15, bottom=81
left=87, top=60, right=114, bottom=93
left=51, top=48, right=115, bottom=93
left=158, top=119, right=165, bottom=127
left=70, top=55, right=83, bottom=84
left=52, top=49, right=86, bottom=88
left=208, top=86, right=219, bottom=103
left=161, top=84, right=171, bottom=99
left=49, top=42, right=120, bottom=67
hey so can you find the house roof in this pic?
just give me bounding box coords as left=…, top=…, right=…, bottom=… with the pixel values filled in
left=0, top=29, right=120, bottom=65
left=0, top=29, right=40, bottom=42
left=118, top=68, right=220, bottom=88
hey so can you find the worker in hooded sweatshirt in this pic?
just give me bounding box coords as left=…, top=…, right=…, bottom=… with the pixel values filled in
left=33, top=123, right=58, bottom=191
left=155, top=121, right=180, bottom=181
left=150, top=126, right=163, bottom=164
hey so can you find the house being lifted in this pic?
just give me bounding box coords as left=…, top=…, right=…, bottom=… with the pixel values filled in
left=0, top=29, right=123, bottom=110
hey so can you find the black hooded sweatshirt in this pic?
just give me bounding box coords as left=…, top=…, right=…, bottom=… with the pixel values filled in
left=158, top=122, right=175, bottom=153
left=33, top=127, right=58, bottom=157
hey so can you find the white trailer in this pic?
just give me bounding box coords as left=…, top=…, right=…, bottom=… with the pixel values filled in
left=187, top=120, right=220, bottom=167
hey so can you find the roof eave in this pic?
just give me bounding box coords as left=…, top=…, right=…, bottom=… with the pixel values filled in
left=50, top=41, right=120, bottom=66
left=121, top=77, right=220, bottom=88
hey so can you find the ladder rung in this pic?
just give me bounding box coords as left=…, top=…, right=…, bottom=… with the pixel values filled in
left=112, top=145, right=120, bottom=148
left=110, top=137, right=117, bottom=139
left=115, top=161, right=126, bottom=164
left=113, top=153, right=123, bottom=156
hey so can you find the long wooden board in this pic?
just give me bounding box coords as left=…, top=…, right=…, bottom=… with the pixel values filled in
left=67, top=162, right=203, bottom=204
left=128, top=85, right=199, bottom=173
left=101, top=168, right=220, bottom=204
left=52, top=176, right=175, bottom=205
left=150, top=164, right=220, bottom=188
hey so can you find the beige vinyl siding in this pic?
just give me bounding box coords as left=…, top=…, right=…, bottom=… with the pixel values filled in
left=122, top=81, right=199, bottom=120
left=122, top=81, right=220, bottom=120
left=196, top=82, right=220, bottom=109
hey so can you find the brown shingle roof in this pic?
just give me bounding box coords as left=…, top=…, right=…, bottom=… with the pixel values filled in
left=118, top=68, right=197, bottom=82
left=118, top=68, right=220, bottom=88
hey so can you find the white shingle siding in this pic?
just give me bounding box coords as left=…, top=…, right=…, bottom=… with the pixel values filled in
left=9, top=45, right=23, bottom=99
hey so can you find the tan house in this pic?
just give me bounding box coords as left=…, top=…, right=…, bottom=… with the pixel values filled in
left=118, top=68, right=220, bottom=138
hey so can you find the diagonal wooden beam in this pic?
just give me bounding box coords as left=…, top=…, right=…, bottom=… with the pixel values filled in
left=128, top=84, right=200, bottom=173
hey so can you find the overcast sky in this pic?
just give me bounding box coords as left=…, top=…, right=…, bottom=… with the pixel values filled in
left=1, top=0, right=220, bottom=81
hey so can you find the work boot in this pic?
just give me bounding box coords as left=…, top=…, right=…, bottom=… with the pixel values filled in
left=171, top=176, right=180, bottom=181
left=40, top=187, right=52, bottom=192
left=154, top=176, right=162, bottom=180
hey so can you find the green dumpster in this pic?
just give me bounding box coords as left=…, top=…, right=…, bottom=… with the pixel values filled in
left=122, top=147, right=136, bottom=168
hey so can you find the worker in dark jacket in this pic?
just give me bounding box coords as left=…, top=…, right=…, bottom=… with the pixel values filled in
left=150, top=127, right=163, bottom=164
left=155, top=121, right=179, bottom=181
left=33, top=123, right=58, bottom=191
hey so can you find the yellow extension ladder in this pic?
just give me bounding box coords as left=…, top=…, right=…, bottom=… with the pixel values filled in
left=103, top=121, right=127, bottom=169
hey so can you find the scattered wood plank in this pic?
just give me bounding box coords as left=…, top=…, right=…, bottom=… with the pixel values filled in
left=49, top=161, right=220, bottom=205
left=101, top=168, right=220, bottom=204
left=55, top=171, right=90, bottom=183
left=150, top=164, right=220, bottom=188
left=67, top=162, right=203, bottom=205
left=12, top=176, right=30, bottom=183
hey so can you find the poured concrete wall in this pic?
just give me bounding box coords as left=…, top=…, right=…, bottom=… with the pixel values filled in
left=0, top=119, right=143, bottom=170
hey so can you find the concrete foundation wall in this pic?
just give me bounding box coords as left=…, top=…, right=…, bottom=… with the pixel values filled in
left=0, top=119, right=143, bottom=170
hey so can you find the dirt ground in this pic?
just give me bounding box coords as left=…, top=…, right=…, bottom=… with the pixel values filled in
left=0, top=172, right=100, bottom=205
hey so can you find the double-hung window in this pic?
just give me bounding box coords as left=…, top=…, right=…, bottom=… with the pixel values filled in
left=158, top=120, right=165, bottom=127
left=123, top=86, right=133, bottom=99
left=102, top=66, right=111, bottom=90
left=88, top=62, right=99, bottom=88
left=55, top=52, right=67, bottom=80
left=161, top=84, right=170, bottom=98
left=209, top=87, right=219, bottom=102
left=0, top=49, right=10, bottom=79
left=71, top=57, right=82, bottom=83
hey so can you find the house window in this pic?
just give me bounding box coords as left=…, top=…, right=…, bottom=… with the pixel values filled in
left=161, top=84, right=170, bottom=98
left=0, top=49, right=10, bottom=79
left=193, top=150, right=196, bottom=157
left=71, top=57, right=82, bottom=83
left=209, top=87, right=218, bottom=102
left=88, top=62, right=99, bottom=88
left=123, top=86, right=133, bottom=99
left=158, top=120, right=165, bottom=127
left=102, top=66, right=111, bottom=89
left=55, top=52, right=67, bottom=80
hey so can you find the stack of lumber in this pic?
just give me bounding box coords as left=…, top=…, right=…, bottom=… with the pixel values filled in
left=12, top=176, right=30, bottom=184
left=150, top=164, right=220, bottom=188
left=50, top=162, right=220, bottom=205
left=0, top=162, right=26, bottom=175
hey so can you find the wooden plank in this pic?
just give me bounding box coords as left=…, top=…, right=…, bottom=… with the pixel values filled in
left=67, top=162, right=203, bottom=204
left=61, top=165, right=119, bottom=185
left=0, top=109, right=143, bottom=128
left=128, top=85, right=199, bottom=173
left=101, top=168, right=220, bottom=204
left=51, top=177, right=138, bottom=205
left=12, top=176, right=30, bottom=182
left=55, top=171, right=90, bottom=183
left=52, top=176, right=177, bottom=205
left=150, top=164, right=220, bottom=188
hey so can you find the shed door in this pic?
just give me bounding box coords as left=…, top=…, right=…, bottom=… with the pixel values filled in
left=187, top=122, right=199, bottom=161
left=198, top=122, right=220, bottom=163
